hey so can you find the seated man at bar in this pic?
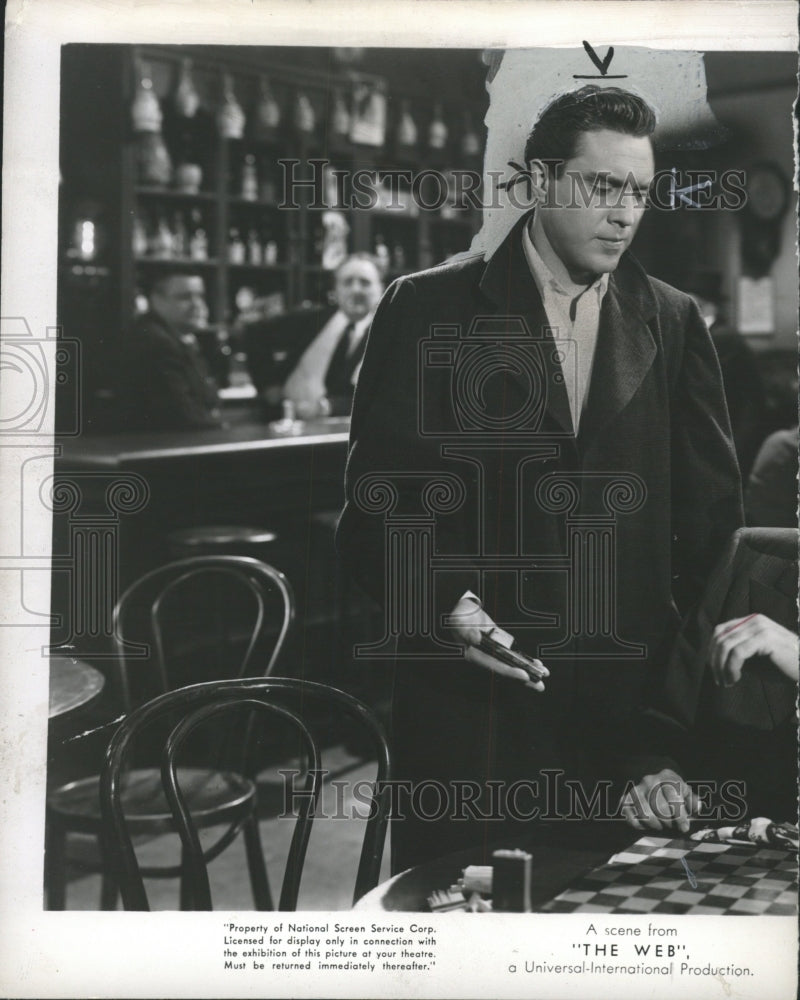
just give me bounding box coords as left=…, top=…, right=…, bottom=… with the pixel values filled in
left=117, top=271, right=224, bottom=431
left=282, top=253, right=384, bottom=419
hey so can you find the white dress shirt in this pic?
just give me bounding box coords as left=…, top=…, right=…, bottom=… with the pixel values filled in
left=283, top=309, right=374, bottom=411
left=522, top=217, right=609, bottom=433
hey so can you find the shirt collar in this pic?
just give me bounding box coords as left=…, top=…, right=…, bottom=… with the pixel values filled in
left=522, top=214, right=609, bottom=304
left=336, top=309, right=374, bottom=337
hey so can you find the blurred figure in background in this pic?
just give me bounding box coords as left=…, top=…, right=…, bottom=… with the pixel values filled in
left=685, top=272, right=766, bottom=480
left=118, top=271, right=224, bottom=431
left=746, top=425, right=799, bottom=528
left=282, top=254, right=384, bottom=419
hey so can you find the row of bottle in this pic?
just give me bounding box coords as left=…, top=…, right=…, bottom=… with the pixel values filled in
left=132, top=208, right=211, bottom=260
left=227, top=227, right=281, bottom=266
left=132, top=57, right=482, bottom=155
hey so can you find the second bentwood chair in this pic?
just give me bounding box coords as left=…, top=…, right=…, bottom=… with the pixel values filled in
left=46, top=555, right=294, bottom=910
left=100, top=678, right=392, bottom=910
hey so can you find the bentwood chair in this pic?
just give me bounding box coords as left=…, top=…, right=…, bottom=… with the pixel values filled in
left=99, top=678, right=392, bottom=910
left=46, top=556, right=294, bottom=910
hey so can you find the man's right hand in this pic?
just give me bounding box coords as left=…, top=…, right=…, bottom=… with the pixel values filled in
left=445, top=595, right=548, bottom=692
left=619, top=769, right=703, bottom=833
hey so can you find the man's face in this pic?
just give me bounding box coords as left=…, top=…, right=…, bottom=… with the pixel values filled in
left=150, top=275, right=209, bottom=334
left=536, top=129, right=655, bottom=285
left=334, top=259, right=383, bottom=322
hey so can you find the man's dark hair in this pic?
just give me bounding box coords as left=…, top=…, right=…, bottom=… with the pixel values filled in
left=524, top=85, right=657, bottom=175
left=147, top=270, right=205, bottom=298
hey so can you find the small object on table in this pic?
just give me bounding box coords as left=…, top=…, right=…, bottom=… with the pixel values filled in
left=691, top=817, right=799, bottom=849
left=461, top=865, right=493, bottom=895
left=428, top=887, right=469, bottom=912
left=492, top=848, right=533, bottom=912
left=269, top=399, right=305, bottom=436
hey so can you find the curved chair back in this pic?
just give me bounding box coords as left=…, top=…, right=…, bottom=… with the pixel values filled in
left=100, top=678, right=391, bottom=911
left=111, top=556, right=295, bottom=712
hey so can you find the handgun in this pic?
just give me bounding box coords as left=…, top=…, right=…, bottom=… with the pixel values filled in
left=477, top=629, right=548, bottom=682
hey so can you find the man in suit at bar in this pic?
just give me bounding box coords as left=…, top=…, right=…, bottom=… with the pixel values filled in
left=118, top=271, right=224, bottom=431
left=337, top=86, right=744, bottom=871
left=282, top=253, right=384, bottom=418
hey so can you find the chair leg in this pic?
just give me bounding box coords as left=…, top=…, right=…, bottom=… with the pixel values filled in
left=98, top=835, right=119, bottom=910
left=99, top=872, right=119, bottom=910
left=243, top=813, right=274, bottom=910
left=44, top=818, right=66, bottom=911
left=179, top=848, right=195, bottom=911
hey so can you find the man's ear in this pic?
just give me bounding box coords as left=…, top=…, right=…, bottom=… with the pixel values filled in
left=524, top=159, right=551, bottom=205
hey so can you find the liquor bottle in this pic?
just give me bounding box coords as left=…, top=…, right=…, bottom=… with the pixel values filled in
left=253, top=76, right=281, bottom=140
left=189, top=209, right=209, bottom=260
left=246, top=228, right=263, bottom=265
left=136, top=133, right=172, bottom=186
left=241, top=154, right=258, bottom=200
left=332, top=88, right=351, bottom=138
left=174, top=57, right=200, bottom=118
left=259, top=159, right=278, bottom=203
left=228, top=227, right=246, bottom=264
left=350, top=83, right=387, bottom=147
left=152, top=214, right=174, bottom=258
left=264, top=233, right=279, bottom=265
left=428, top=102, right=448, bottom=150
left=294, top=91, right=316, bottom=135
left=396, top=99, right=417, bottom=148
left=131, top=61, right=162, bottom=133
left=171, top=211, right=187, bottom=257
left=217, top=73, right=245, bottom=139
left=132, top=212, right=148, bottom=257
left=374, top=233, right=390, bottom=273
left=461, top=111, right=481, bottom=157
left=392, top=243, right=406, bottom=272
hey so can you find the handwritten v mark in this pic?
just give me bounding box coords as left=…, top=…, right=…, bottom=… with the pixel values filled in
left=583, top=40, right=615, bottom=76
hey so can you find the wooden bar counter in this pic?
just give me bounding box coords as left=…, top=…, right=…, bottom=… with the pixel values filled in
left=52, top=415, right=353, bottom=646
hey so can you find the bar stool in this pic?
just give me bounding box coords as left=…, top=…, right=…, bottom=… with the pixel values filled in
left=167, top=525, right=278, bottom=559
left=166, top=527, right=282, bottom=675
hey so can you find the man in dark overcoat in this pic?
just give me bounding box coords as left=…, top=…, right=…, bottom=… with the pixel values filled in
left=337, top=86, right=743, bottom=871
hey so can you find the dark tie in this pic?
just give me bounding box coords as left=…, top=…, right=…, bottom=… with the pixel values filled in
left=325, top=323, right=359, bottom=397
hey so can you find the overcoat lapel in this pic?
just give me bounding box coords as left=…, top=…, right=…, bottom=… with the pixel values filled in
left=579, top=277, right=657, bottom=451
left=478, top=211, right=661, bottom=448
left=478, top=214, right=573, bottom=437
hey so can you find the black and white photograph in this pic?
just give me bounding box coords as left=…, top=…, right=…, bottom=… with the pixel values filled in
left=0, top=2, right=797, bottom=997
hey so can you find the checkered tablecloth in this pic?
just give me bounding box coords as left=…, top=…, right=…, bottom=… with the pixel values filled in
left=541, top=834, right=798, bottom=915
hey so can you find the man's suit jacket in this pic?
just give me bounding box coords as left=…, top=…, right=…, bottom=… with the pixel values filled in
left=337, top=211, right=743, bottom=868
left=244, top=305, right=336, bottom=396
left=118, top=313, right=223, bottom=431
